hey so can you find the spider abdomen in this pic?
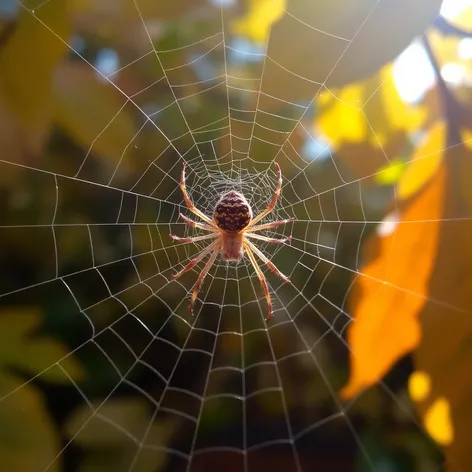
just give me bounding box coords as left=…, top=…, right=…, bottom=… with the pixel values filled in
left=213, top=191, right=252, bottom=232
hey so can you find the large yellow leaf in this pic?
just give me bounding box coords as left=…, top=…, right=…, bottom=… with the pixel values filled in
left=258, top=0, right=442, bottom=103
left=411, top=141, right=472, bottom=471
left=0, top=1, right=69, bottom=129
left=53, top=63, right=136, bottom=164
left=0, top=373, right=60, bottom=472
left=340, top=153, right=444, bottom=399
left=343, top=131, right=472, bottom=470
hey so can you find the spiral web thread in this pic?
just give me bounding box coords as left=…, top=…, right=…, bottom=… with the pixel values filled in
left=0, top=0, right=467, bottom=471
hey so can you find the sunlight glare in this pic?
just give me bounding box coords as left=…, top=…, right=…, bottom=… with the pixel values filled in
left=459, top=37, right=472, bottom=59
left=393, top=41, right=435, bottom=103
left=441, top=62, right=466, bottom=85
left=440, top=0, right=472, bottom=19
left=95, top=48, right=120, bottom=79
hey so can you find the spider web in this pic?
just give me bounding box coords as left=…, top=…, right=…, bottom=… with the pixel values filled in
left=0, top=0, right=465, bottom=471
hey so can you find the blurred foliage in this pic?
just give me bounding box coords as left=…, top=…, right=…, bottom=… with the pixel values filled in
left=0, top=0, right=472, bottom=471
left=261, top=0, right=443, bottom=103
left=0, top=309, right=84, bottom=471
left=232, top=0, right=285, bottom=44
left=65, top=399, right=177, bottom=472
left=337, top=13, right=472, bottom=472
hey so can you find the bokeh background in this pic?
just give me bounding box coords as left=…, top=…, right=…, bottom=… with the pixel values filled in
left=1, top=0, right=472, bottom=471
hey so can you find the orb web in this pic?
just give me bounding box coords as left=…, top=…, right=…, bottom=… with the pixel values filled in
left=0, top=0, right=465, bottom=471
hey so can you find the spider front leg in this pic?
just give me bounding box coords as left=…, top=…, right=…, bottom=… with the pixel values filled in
left=246, top=217, right=294, bottom=233
left=179, top=213, right=218, bottom=232
left=248, top=162, right=282, bottom=227
left=244, top=241, right=273, bottom=321
left=180, top=163, right=217, bottom=227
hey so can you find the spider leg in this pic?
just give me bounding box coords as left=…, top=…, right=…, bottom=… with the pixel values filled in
left=171, top=240, right=219, bottom=281
left=244, top=241, right=273, bottom=321
left=179, top=213, right=218, bottom=232
left=180, top=163, right=217, bottom=226
left=248, top=162, right=282, bottom=227
left=245, top=239, right=291, bottom=284
left=245, top=233, right=291, bottom=244
left=246, top=218, right=294, bottom=233
left=189, top=242, right=220, bottom=316
left=169, top=232, right=219, bottom=244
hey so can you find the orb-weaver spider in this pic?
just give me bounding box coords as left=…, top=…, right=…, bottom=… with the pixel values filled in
left=169, top=162, right=293, bottom=320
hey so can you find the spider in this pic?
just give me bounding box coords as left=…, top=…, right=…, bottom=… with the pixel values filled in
left=169, top=162, right=293, bottom=321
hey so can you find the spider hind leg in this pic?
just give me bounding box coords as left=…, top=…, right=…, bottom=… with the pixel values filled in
left=244, top=241, right=274, bottom=321
left=189, top=244, right=220, bottom=316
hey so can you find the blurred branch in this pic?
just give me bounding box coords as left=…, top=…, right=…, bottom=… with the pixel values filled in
left=421, top=35, right=462, bottom=146
left=433, top=15, right=472, bottom=39
left=422, top=34, right=467, bottom=215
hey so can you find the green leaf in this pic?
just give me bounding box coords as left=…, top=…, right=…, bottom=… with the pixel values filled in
left=0, top=308, right=85, bottom=383
left=0, top=372, right=60, bottom=472
left=0, top=0, right=69, bottom=129
left=53, top=63, right=136, bottom=163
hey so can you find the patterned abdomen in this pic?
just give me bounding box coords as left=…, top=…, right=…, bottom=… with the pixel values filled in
left=213, top=191, right=252, bottom=232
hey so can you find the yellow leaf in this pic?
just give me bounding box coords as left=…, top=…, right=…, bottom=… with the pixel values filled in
left=317, top=64, right=425, bottom=150
left=340, top=156, right=443, bottom=399
left=0, top=1, right=69, bottom=129
left=326, top=139, right=405, bottom=183
left=408, top=371, right=431, bottom=402
left=317, top=87, right=366, bottom=143
left=397, top=122, right=445, bottom=200
left=0, top=373, right=60, bottom=472
left=345, top=129, right=472, bottom=469
left=409, top=375, right=454, bottom=445
left=411, top=139, right=472, bottom=471
left=375, top=157, right=405, bottom=185
left=232, top=0, right=286, bottom=44
left=424, top=397, right=454, bottom=446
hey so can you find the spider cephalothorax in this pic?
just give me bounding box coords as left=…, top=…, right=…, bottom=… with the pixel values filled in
left=169, top=162, right=293, bottom=320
